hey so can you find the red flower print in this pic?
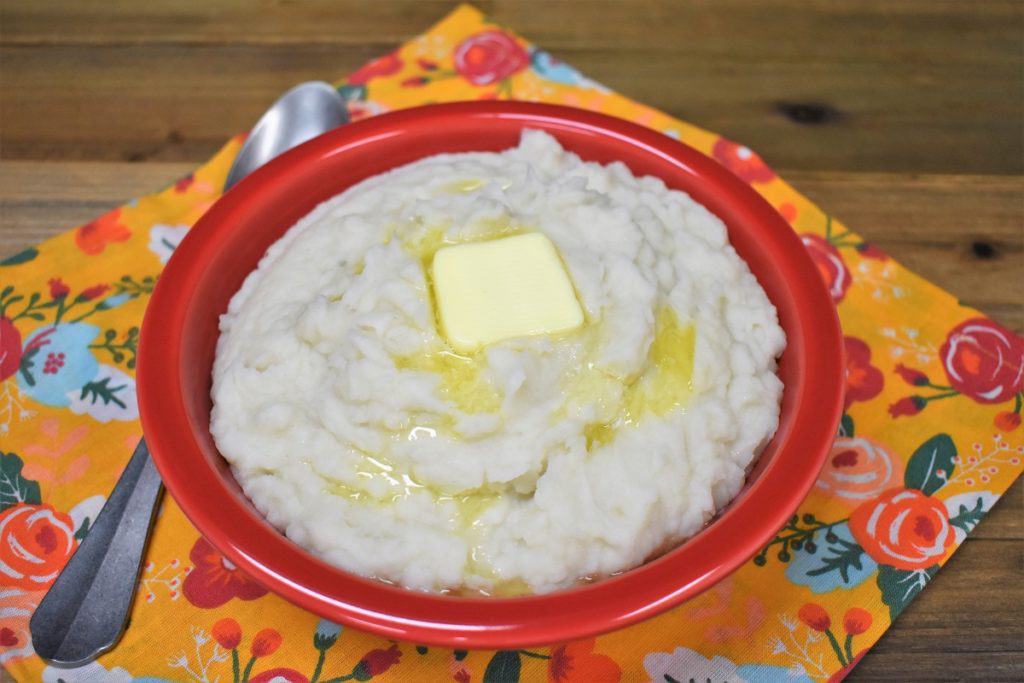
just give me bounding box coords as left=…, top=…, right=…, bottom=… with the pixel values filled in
left=548, top=639, right=621, bottom=682
left=251, top=628, right=282, bottom=658
left=777, top=202, right=798, bottom=223
left=454, top=30, right=529, bottom=86
left=181, top=536, right=267, bottom=608
left=42, top=352, right=65, bottom=375
left=802, top=234, right=852, bottom=303
left=849, top=487, right=954, bottom=570
left=856, top=242, right=888, bottom=260
left=77, top=284, right=109, bottom=302
left=940, top=317, right=1024, bottom=404
left=0, top=504, right=76, bottom=590
left=0, top=626, right=18, bottom=647
left=249, top=669, right=308, bottom=683
left=843, top=607, right=872, bottom=635
left=995, top=411, right=1021, bottom=432
left=797, top=603, right=831, bottom=632
left=894, top=363, right=929, bottom=387
left=347, top=52, right=403, bottom=85
left=711, top=139, right=776, bottom=184
left=817, top=436, right=901, bottom=502
left=211, top=617, right=242, bottom=650
left=0, top=316, right=23, bottom=382
left=74, top=208, right=131, bottom=255
left=353, top=643, right=402, bottom=679
left=48, top=278, right=70, bottom=300
left=844, top=336, right=883, bottom=410
left=449, top=656, right=471, bottom=683
left=888, top=396, right=925, bottom=417
left=174, top=174, right=195, bottom=193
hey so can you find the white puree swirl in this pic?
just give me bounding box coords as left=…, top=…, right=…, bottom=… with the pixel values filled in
left=211, top=131, right=785, bottom=594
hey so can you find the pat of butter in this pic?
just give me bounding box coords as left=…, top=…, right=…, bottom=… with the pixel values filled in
left=432, top=233, right=584, bottom=352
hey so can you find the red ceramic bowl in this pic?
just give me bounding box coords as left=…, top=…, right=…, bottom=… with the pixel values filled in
left=138, top=102, right=843, bottom=648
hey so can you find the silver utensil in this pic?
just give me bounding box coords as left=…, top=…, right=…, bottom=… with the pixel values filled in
left=224, top=81, right=348, bottom=191
left=30, top=81, right=347, bottom=666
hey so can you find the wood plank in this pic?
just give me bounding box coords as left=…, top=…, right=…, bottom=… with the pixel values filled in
left=0, top=162, right=192, bottom=252
left=4, top=0, right=1020, bottom=57
left=850, top=537, right=1024, bottom=680
left=851, top=652, right=1023, bottom=681
left=0, top=161, right=193, bottom=203
left=3, top=162, right=1020, bottom=332
left=871, top=539, right=1024, bottom=653
left=788, top=171, right=1024, bottom=332
left=0, top=43, right=378, bottom=162
left=1, top=1, right=1021, bottom=175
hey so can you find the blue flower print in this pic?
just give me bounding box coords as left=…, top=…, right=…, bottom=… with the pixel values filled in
left=530, top=49, right=608, bottom=91
left=101, top=293, right=132, bottom=310
left=736, top=663, right=815, bottom=682
left=17, top=323, right=100, bottom=407
left=785, top=522, right=877, bottom=593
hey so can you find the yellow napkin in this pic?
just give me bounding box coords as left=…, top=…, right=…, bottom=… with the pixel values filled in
left=2, top=5, right=1021, bottom=681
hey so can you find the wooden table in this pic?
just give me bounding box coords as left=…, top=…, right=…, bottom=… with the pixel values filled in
left=1, top=2, right=1021, bottom=679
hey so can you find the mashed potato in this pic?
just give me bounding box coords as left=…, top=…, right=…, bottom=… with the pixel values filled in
left=210, top=131, right=785, bottom=594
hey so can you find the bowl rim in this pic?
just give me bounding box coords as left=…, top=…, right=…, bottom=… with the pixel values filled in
left=138, top=101, right=844, bottom=648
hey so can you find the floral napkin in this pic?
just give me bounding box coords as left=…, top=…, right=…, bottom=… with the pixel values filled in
left=2, top=5, right=1021, bottom=682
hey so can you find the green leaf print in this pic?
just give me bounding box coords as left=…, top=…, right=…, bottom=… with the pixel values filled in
left=904, top=434, right=956, bottom=495
left=18, top=346, right=40, bottom=387
left=949, top=497, right=986, bottom=535
left=838, top=414, right=854, bottom=437
left=337, top=84, right=367, bottom=103
left=79, top=377, right=128, bottom=409
left=806, top=537, right=867, bottom=583
left=74, top=517, right=91, bottom=541
left=0, top=247, right=38, bottom=267
left=877, top=564, right=939, bottom=620
left=88, top=326, right=139, bottom=369
left=483, top=650, right=522, bottom=682
left=0, top=451, right=42, bottom=511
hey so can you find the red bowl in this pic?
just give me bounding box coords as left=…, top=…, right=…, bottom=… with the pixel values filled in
left=138, top=102, right=843, bottom=647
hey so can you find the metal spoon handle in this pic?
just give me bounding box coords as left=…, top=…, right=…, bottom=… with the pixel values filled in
left=30, top=439, right=163, bottom=665
left=30, top=80, right=347, bottom=666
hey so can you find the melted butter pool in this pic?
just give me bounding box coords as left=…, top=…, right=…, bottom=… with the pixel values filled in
left=446, top=178, right=485, bottom=193
left=584, top=307, right=696, bottom=450
left=395, top=349, right=501, bottom=414
left=403, top=218, right=523, bottom=266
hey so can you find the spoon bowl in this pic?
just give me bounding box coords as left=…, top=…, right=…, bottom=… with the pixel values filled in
left=225, top=82, right=347, bottom=191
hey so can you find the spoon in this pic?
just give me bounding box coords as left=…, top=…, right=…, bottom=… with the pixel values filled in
left=224, top=81, right=348, bottom=191
left=30, top=81, right=347, bottom=666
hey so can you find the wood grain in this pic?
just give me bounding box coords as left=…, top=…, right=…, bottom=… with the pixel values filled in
left=0, top=1, right=1021, bottom=679
left=2, top=0, right=1022, bottom=174
left=852, top=532, right=1024, bottom=681
left=4, top=161, right=1021, bottom=333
